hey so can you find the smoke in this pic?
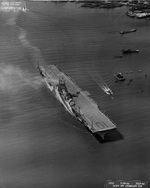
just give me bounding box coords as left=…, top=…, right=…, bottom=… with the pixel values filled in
left=7, top=17, right=16, bottom=25
left=18, top=28, right=45, bottom=63
left=18, top=29, right=30, bottom=47
left=0, top=11, right=47, bottom=94
left=0, top=64, right=44, bottom=94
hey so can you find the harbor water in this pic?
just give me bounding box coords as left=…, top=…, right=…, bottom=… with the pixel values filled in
left=0, top=2, right=150, bottom=187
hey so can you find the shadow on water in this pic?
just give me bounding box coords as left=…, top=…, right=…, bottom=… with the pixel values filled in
left=93, top=130, right=124, bottom=144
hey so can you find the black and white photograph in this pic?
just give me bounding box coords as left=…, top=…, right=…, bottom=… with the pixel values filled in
left=0, top=0, right=150, bottom=187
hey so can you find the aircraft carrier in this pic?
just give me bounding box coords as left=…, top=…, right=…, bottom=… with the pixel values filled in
left=37, top=64, right=117, bottom=139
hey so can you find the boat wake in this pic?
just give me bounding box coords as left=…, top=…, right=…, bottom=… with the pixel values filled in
left=85, top=64, right=113, bottom=97
left=101, top=86, right=113, bottom=98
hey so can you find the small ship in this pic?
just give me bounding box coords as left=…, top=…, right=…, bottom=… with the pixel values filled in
left=114, top=72, right=125, bottom=81
left=122, top=49, right=139, bottom=54
left=119, top=29, right=137, bottom=35
left=37, top=64, right=116, bottom=139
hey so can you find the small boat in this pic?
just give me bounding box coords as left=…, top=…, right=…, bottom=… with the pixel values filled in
left=119, top=29, right=137, bottom=35
left=114, top=72, right=125, bottom=81
left=122, top=49, right=139, bottom=54
left=104, top=88, right=113, bottom=96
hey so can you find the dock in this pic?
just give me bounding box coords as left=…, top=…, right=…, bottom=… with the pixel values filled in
left=45, top=64, right=116, bottom=134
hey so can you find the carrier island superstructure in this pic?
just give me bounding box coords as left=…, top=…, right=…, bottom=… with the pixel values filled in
left=37, top=64, right=117, bottom=139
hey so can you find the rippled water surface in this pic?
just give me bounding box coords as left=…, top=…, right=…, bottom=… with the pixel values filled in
left=0, top=2, right=150, bottom=188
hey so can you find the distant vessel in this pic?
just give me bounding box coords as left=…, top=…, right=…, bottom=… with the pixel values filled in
left=37, top=64, right=117, bottom=139
left=119, top=29, right=137, bottom=35
left=114, top=72, right=125, bottom=81
left=122, top=49, right=139, bottom=54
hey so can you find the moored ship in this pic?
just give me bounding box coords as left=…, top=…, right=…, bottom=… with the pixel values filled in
left=122, top=49, right=139, bottom=54
left=114, top=72, right=125, bottom=81
left=119, top=29, right=137, bottom=35
left=37, top=64, right=117, bottom=139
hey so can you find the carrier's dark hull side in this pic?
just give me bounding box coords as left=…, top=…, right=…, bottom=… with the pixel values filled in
left=39, top=65, right=117, bottom=138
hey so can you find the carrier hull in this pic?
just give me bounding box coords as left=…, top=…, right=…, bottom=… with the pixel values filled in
left=38, top=64, right=117, bottom=138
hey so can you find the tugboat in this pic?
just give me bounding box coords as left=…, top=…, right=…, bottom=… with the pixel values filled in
left=114, top=72, right=125, bottom=81
left=119, top=29, right=137, bottom=35
left=122, top=49, right=139, bottom=54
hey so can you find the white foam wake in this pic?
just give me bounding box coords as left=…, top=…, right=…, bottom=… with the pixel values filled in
left=101, top=86, right=113, bottom=95
left=86, top=69, right=113, bottom=95
left=85, top=63, right=113, bottom=97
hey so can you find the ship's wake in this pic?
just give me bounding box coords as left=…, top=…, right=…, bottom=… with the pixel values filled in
left=85, top=64, right=113, bottom=97
left=101, top=85, right=113, bottom=95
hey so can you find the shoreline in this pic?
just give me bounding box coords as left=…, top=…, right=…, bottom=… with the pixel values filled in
left=28, top=0, right=150, bottom=19
left=29, top=0, right=150, bottom=10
